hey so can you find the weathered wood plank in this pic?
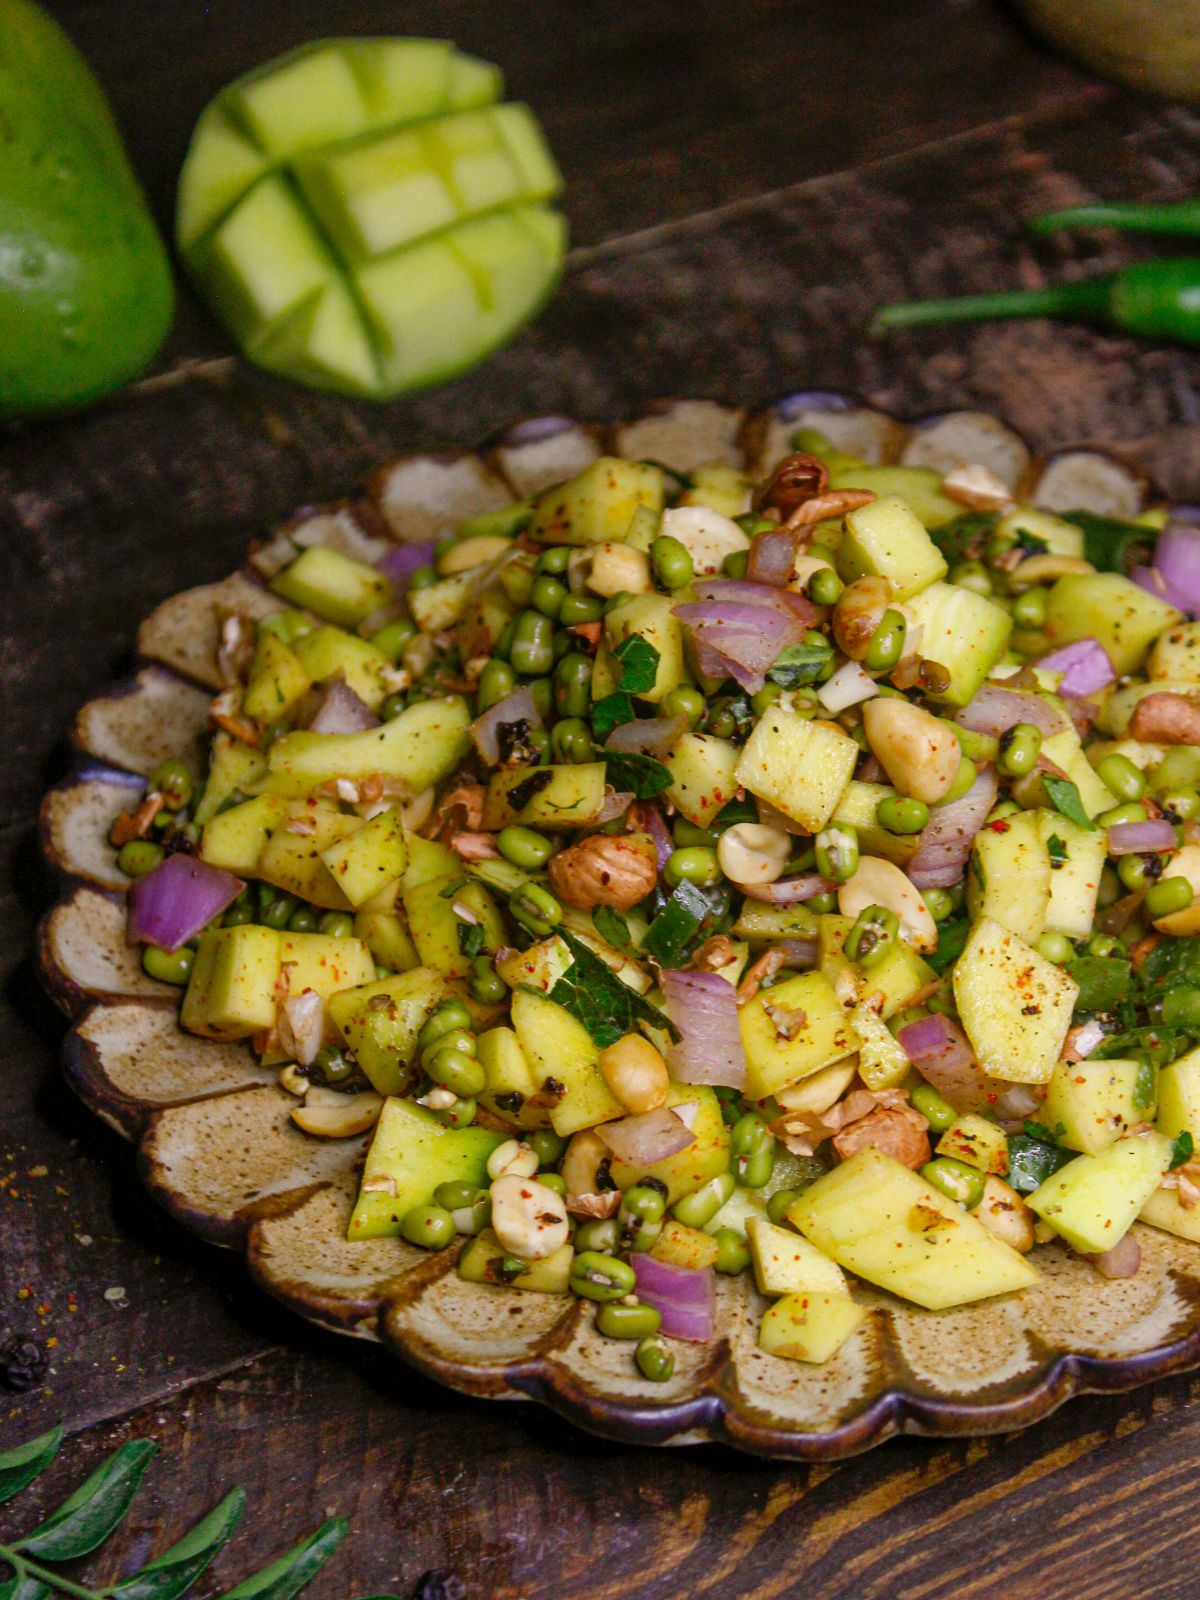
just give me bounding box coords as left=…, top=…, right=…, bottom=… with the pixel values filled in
left=5, top=1346, right=1200, bottom=1599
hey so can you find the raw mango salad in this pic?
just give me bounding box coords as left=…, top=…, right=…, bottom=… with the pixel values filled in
left=112, top=436, right=1200, bottom=1377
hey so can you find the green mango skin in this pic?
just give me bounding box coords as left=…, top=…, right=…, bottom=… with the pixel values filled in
left=0, top=0, right=174, bottom=418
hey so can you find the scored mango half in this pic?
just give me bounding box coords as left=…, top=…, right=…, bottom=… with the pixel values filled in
left=176, top=37, right=567, bottom=398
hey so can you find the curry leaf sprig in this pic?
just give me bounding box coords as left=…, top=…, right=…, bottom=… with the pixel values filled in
left=0, top=1422, right=380, bottom=1600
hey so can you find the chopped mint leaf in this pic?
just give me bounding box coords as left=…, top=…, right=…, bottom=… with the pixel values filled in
left=613, top=635, right=660, bottom=695
left=1043, top=775, right=1095, bottom=831
left=548, top=930, right=679, bottom=1047
left=928, top=918, right=969, bottom=974
left=591, top=692, right=635, bottom=739
left=592, top=905, right=636, bottom=953
left=1046, top=833, right=1068, bottom=869
left=1171, top=1131, right=1194, bottom=1170
left=766, top=637, right=833, bottom=688
left=604, top=750, right=673, bottom=798
left=1059, top=510, right=1155, bottom=577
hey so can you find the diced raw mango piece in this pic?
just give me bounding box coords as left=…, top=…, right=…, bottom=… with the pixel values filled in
left=481, top=762, right=608, bottom=830
left=270, top=545, right=391, bottom=627
left=817, top=914, right=935, bottom=1019
left=257, top=801, right=359, bottom=909
left=1027, top=728, right=1115, bottom=820
left=447, top=52, right=504, bottom=110
left=850, top=1003, right=911, bottom=1091
left=276, top=930, right=376, bottom=1001
left=320, top=807, right=407, bottom=907
left=1141, top=1184, right=1200, bottom=1243
left=265, top=696, right=472, bottom=796
left=758, top=1292, right=868, bottom=1364
left=530, top=457, right=665, bottom=546
left=401, top=876, right=505, bottom=979
left=241, top=631, right=313, bottom=724
left=200, top=793, right=289, bottom=874
left=1038, top=810, right=1107, bottom=940
left=967, top=810, right=1050, bottom=946
left=906, top=581, right=1013, bottom=707
left=458, top=1227, right=573, bottom=1292
left=1149, top=619, right=1200, bottom=682
left=831, top=780, right=922, bottom=867
left=650, top=1219, right=720, bottom=1271
left=601, top=593, right=685, bottom=704
left=328, top=966, right=444, bottom=1096
left=830, top=464, right=961, bottom=530
left=735, top=708, right=857, bottom=832
left=1155, top=1046, right=1200, bottom=1140
left=788, top=1147, right=1039, bottom=1310
left=665, top=733, right=741, bottom=827
left=291, top=626, right=391, bottom=708
left=677, top=464, right=753, bottom=519
left=608, top=1084, right=729, bottom=1204
left=995, top=506, right=1085, bottom=558
left=403, top=835, right=461, bottom=888
left=194, top=733, right=269, bottom=825
left=181, top=924, right=280, bottom=1040
left=254, top=277, right=379, bottom=398
left=839, top=494, right=948, bottom=599
left=354, top=909, right=419, bottom=973
left=349, top=1095, right=503, bottom=1239
left=427, top=107, right=519, bottom=212
left=510, top=989, right=622, bottom=1136
left=739, top=970, right=859, bottom=1100
left=746, top=1216, right=848, bottom=1297
left=495, top=935, right=574, bottom=994
left=477, top=1025, right=550, bottom=1128
left=296, top=125, right=459, bottom=261
left=492, top=103, right=563, bottom=199
left=953, top=917, right=1077, bottom=1085
left=937, top=1115, right=1009, bottom=1175
left=1042, top=1058, right=1155, bottom=1155
left=1044, top=573, right=1182, bottom=676
left=1029, top=1133, right=1172, bottom=1253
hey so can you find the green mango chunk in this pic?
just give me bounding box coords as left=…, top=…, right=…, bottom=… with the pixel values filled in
left=0, top=0, right=174, bottom=417
left=349, top=1096, right=503, bottom=1239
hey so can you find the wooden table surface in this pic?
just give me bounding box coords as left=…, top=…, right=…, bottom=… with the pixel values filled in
left=5, top=3, right=1200, bottom=1595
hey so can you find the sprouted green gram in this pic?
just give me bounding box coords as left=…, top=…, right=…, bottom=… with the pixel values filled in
left=111, top=436, right=1200, bottom=1370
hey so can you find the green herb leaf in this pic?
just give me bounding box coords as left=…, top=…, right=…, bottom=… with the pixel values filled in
left=17, top=1440, right=157, bottom=1561
left=0, top=1577, right=49, bottom=1600
left=111, top=1487, right=246, bottom=1600
left=641, top=880, right=733, bottom=968
left=612, top=635, right=660, bottom=695
left=591, top=692, right=634, bottom=740
left=1172, top=1131, right=1195, bottom=1170
left=604, top=751, right=672, bottom=798
left=549, top=931, right=679, bottom=1047
left=766, top=637, right=833, bottom=688
left=1007, top=1132, right=1074, bottom=1193
left=1059, top=509, right=1156, bottom=576
left=592, top=905, right=636, bottom=953
left=1092, top=1026, right=1189, bottom=1069
left=1137, top=936, right=1200, bottom=998
left=1023, top=1119, right=1059, bottom=1144
left=1065, top=955, right=1130, bottom=1014
left=1133, top=1058, right=1157, bottom=1113
left=217, top=1518, right=348, bottom=1600
left=456, top=922, right=485, bottom=958
left=1046, top=833, right=1068, bottom=870
left=928, top=918, right=969, bottom=975
left=1043, top=775, right=1095, bottom=831
left=0, top=1426, right=61, bottom=1506
left=713, top=795, right=758, bottom=828
left=931, top=510, right=998, bottom=567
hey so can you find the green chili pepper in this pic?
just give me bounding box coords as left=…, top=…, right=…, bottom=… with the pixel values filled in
left=871, top=259, right=1200, bottom=347
left=1030, top=197, right=1200, bottom=239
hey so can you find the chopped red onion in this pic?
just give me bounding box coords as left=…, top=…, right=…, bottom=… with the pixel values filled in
left=1086, top=1233, right=1141, bottom=1280
left=1107, top=818, right=1177, bottom=856
left=956, top=684, right=1068, bottom=739
left=817, top=659, right=878, bottom=714
left=605, top=712, right=687, bottom=759
left=675, top=599, right=809, bottom=693
left=1151, top=520, right=1200, bottom=615
left=746, top=529, right=800, bottom=587
left=630, top=802, right=673, bottom=870
left=598, top=1108, right=696, bottom=1166
left=128, top=855, right=244, bottom=952
left=597, top=789, right=636, bottom=824
left=1036, top=637, right=1115, bottom=697
left=740, top=873, right=834, bottom=904
left=632, top=1253, right=715, bottom=1342
left=1132, top=564, right=1193, bottom=615
left=691, top=579, right=816, bottom=624
left=898, top=1013, right=994, bottom=1112
left=907, top=766, right=998, bottom=890
left=661, top=968, right=748, bottom=1088
left=471, top=684, right=541, bottom=766
left=378, top=541, right=436, bottom=590
left=305, top=678, right=379, bottom=734
left=776, top=936, right=819, bottom=969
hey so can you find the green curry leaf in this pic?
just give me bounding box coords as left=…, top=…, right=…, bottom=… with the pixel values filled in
left=549, top=931, right=679, bottom=1047
left=1043, top=775, right=1095, bottom=831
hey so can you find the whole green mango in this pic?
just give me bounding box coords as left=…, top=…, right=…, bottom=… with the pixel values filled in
left=0, top=0, right=174, bottom=418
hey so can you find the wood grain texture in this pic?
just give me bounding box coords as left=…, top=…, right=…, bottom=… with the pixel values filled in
left=5, top=0, right=1200, bottom=1593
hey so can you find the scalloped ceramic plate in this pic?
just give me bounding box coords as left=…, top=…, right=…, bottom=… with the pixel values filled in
left=38, top=394, right=1200, bottom=1458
